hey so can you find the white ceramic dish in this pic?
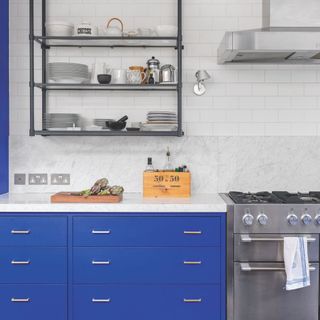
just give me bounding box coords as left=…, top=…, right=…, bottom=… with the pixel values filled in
left=155, top=25, right=178, bottom=37
left=46, top=21, right=74, bottom=36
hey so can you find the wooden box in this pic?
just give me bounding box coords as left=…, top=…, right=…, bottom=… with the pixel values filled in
left=143, top=171, right=191, bottom=198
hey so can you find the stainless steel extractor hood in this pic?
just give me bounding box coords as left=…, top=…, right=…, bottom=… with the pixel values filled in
left=218, top=0, right=320, bottom=64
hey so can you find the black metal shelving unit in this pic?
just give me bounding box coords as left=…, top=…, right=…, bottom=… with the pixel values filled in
left=29, top=0, right=184, bottom=137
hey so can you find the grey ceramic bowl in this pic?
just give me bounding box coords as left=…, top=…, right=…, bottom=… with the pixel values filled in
left=97, top=74, right=112, bottom=84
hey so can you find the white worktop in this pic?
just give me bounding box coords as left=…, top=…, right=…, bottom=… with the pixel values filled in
left=0, top=193, right=227, bottom=213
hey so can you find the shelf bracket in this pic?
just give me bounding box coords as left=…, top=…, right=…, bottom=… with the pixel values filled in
left=41, top=43, right=50, bottom=50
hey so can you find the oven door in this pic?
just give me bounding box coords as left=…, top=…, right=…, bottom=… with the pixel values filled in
left=234, top=262, right=319, bottom=320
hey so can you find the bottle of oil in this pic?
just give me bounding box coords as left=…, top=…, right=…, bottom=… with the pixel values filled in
left=163, top=147, right=174, bottom=171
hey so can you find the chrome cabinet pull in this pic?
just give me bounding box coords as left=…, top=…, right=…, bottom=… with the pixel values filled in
left=92, top=230, right=111, bottom=235
left=11, top=230, right=30, bottom=235
left=11, top=260, right=31, bottom=265
left=184, top=231, right=202, bottom=235
left=184, top=261, right=202, bottom=265
left=92, top=298, right=111, bottom=303
left=184, top=298, right=202, bottom=303
left=241, top=263, right=316, bottom=272
left=240, top=235, right=316, bottom=243
left=92, top=260, right=111, bottom=265
left=11, top=298, right=30, bottom=303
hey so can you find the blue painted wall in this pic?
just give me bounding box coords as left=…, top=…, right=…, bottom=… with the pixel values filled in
left=0, top=0, right=9, bottom=194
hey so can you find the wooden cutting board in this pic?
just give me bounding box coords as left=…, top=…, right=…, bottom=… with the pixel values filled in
left=51, top=192, right=123, bottom=203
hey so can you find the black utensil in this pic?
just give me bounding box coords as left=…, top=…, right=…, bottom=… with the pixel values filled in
left=106, top=115, right=128, bottom=131
left=117, top=115, right=128, bottom=123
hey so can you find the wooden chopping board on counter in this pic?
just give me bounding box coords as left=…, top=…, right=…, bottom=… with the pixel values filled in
left=51, top=192, right=123, bottom=203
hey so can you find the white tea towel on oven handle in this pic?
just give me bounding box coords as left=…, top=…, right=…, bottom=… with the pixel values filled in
left=284, top=237, right=310, bottom=291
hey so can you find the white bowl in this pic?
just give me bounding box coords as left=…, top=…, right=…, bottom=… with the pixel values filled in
left=155, top=25, right=178, bottom=37
left=47, top=21, right=74, bottom=36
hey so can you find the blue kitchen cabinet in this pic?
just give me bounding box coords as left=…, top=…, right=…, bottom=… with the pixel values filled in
left=0, top=285, right=67, bottom=320
left=0, top=213, right=226, bottom=320
left=73, top=284, right=222, bottom=320
left=0, top=0, right=9, bottom=194
left=73, top=247, right=221, bottom=284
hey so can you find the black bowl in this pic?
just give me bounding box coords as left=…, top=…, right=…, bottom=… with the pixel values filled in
left=106, top=121, right=127, bottom=131
left=97, top=74, right=112, bottom=84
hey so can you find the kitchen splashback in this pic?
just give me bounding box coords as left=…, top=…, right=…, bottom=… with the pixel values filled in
left=8, top=0, right=320, bottom=192
left=10, top=136, right=320, bottom=193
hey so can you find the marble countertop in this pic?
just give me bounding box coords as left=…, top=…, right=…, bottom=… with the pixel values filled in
left=0, top=193, right=227, bottom=213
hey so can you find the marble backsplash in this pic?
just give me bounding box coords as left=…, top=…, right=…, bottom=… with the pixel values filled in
left=10, top=136, right=320, bottom=194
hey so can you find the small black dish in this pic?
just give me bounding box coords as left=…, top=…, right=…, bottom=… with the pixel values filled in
left=126, top=127, right=140, bottom=132
left=97, top=74, right=112, bottom=84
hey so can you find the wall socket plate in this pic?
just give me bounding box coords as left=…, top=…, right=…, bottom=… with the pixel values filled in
left=51, top=174, right=70, bottom=185
left=14, top=174, right=26, bottom=185
left=29, top=174, right=48, bottom=185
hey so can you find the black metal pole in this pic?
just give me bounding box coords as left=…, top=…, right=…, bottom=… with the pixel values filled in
left=29, top=0, right=35, bottom=136
left=42, top=0, right=47, bottom=131
left=177, top=0, right=183, bottom=136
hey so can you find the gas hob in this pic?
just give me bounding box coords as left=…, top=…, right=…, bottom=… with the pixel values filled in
left=229, top=191, right=320, bottom=204
left=224, top=191, right=320, bottom=233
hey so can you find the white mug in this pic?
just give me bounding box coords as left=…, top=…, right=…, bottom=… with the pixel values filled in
left=111, top=69, right=127, bottom=84
left=127, top=70, right=146, bottom=84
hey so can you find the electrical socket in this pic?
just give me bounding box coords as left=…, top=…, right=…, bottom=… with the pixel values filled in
left=29, top=174, right=48, bottom=185
left=14, top=174, right=26, bottom=185
left=51, top=174, right=70, bottom=185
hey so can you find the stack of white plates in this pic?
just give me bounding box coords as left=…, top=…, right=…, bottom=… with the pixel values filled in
left=48, top=63, right=89, bottom=84
left=44, top=113, right=80, bottom=129
left=141, top=111, right=178, bottom=131
left=147, top=111, right=177, bottom=124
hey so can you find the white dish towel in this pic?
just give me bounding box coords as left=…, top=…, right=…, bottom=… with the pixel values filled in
left=284, top=237, right=310, bottom=291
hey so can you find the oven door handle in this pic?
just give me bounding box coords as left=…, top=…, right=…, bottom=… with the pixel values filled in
left=240, top=235, right=317, bottom=243
left=240, top=263, right=316, bottom=272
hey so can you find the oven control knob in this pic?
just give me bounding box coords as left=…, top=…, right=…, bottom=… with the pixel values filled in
left=301, top=214, right=312, bottom=225
left=242, top=214, right=254, bottom=226
left=257, top=214, right=268, bottom=226
left=315, top=215, right=320, bottom=225
left=287, top=214, right=298, bottom=226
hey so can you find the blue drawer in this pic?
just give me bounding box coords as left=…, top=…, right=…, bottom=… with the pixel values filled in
left=73, top=284, right=221, bottom=320
left=73, top=217, right=221, bottom=247
left=0, top=247, right=67, bottom=284
left=0, top=285, right=67, bottom=320
left=0, top=217, right=67, bottom=246
left=73, top=247, right=220, bottom=284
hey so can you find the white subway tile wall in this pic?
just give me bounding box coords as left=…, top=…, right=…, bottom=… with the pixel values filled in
left=9, top=0, right=320, bottom=137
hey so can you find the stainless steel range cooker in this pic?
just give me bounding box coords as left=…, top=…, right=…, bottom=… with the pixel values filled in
left=221, top=191, right=320, bottom=320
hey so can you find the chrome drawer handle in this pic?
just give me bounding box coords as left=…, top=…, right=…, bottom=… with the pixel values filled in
left=184, top=261, right=202, bottom=265
left=241, top=235, right=316, bottom=243
left=184, top=298, right=202, bottom=303
left=241, top=263, right=316, bottom=272
left=184, top=231, right=202, bottom=235
left=11, top=298, right=30, bottom=303
left=92, top=260, right=111, bottom=265
left=11, top=230, right=31, bottom=235
left=11, top=260, right=31, bottom=265
left=92, top=298, right=111, bottom=303
left=92, top=230, right=111, bottom=235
